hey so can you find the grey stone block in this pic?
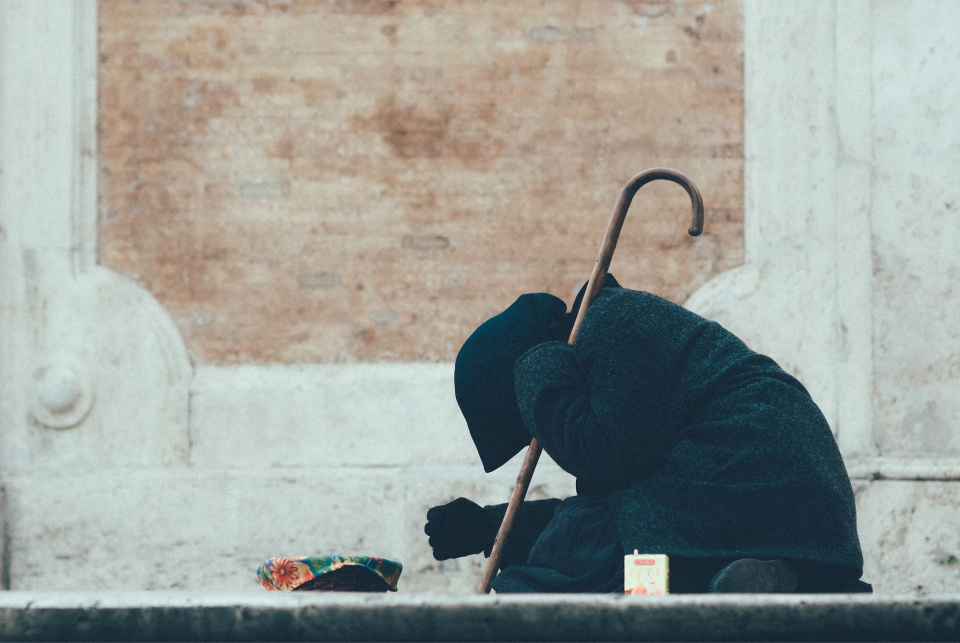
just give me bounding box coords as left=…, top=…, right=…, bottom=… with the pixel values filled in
left=856, top=480, right=960, bottom=594
left=0, top=484, right=8, bottom=590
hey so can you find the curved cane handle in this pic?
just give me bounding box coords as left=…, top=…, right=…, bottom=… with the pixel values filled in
left=476, top=168, right=705, bottom=594
left=567, top=168, right=704, bottom=344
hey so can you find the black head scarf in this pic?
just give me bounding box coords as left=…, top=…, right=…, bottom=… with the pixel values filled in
left=455, top=293, right=566, bottom=472
left=454, top=275, right=620, bottom=472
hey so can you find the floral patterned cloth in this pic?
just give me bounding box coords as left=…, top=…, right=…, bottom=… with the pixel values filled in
left=258, top=555, right=402, bottom=592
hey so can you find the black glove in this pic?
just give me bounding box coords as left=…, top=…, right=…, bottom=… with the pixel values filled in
left=424, top=497, right=496, bottom=561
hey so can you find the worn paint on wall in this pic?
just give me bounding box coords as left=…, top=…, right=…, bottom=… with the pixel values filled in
left=98, top=0, right=744, bottom=363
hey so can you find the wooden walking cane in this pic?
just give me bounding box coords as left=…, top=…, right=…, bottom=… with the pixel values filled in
left=476, top=168, right=705, bottom=594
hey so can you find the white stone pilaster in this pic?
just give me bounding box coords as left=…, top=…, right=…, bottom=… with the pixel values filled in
left=0, top=0, right=192, bottom=472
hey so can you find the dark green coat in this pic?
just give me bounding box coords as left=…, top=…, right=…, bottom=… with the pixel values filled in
left=514, top=288, right=864, bottom=576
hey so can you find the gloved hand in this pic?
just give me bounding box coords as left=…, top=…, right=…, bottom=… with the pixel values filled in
left=424, top=497, right=496, bottom=560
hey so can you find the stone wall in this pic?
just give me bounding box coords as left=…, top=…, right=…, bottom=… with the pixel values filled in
left=97, top=0, right=745, bottom=365
left=2, top=0, right=959, bottom=596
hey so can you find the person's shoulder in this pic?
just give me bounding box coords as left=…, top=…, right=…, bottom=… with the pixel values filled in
left=592, top=287, right=702, bottom=322
left=577, top=288, right=694, bottom=349
left=585, top=287, right=744, bottom=357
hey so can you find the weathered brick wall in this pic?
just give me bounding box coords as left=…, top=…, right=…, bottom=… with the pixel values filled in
left=98, top=0, right=744, bottom=364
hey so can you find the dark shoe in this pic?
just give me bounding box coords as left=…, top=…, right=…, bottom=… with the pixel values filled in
left=708, top=558, right=799, bottom=593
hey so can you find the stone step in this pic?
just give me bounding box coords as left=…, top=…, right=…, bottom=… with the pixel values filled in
left=1, top=592, right=958, bottom=642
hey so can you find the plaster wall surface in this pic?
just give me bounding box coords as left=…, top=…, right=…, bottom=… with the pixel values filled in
left=2, top=0, right=960, bottom=597
left=869, top=3, right=960, bottom=458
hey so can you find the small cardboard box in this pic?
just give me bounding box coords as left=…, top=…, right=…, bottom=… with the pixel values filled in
left=624, top=552, right=669, bottom=595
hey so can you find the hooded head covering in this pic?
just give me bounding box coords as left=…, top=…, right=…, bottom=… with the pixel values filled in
left=454, top=275, right=621, bottom=472
left=455, top=292, right=567, bottom=472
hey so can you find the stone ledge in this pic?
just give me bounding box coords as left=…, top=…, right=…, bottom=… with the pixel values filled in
left=0, top=592, right=959, bottom=642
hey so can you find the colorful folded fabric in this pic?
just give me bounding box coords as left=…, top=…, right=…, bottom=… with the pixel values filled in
left=258, top=555, right=402, bottom=592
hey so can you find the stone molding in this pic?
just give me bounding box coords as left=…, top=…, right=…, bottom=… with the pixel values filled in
left=0, top=0, right=191, bottom=473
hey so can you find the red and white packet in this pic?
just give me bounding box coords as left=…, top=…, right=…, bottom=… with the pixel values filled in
left=624, top=551, right=669, bottom=595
